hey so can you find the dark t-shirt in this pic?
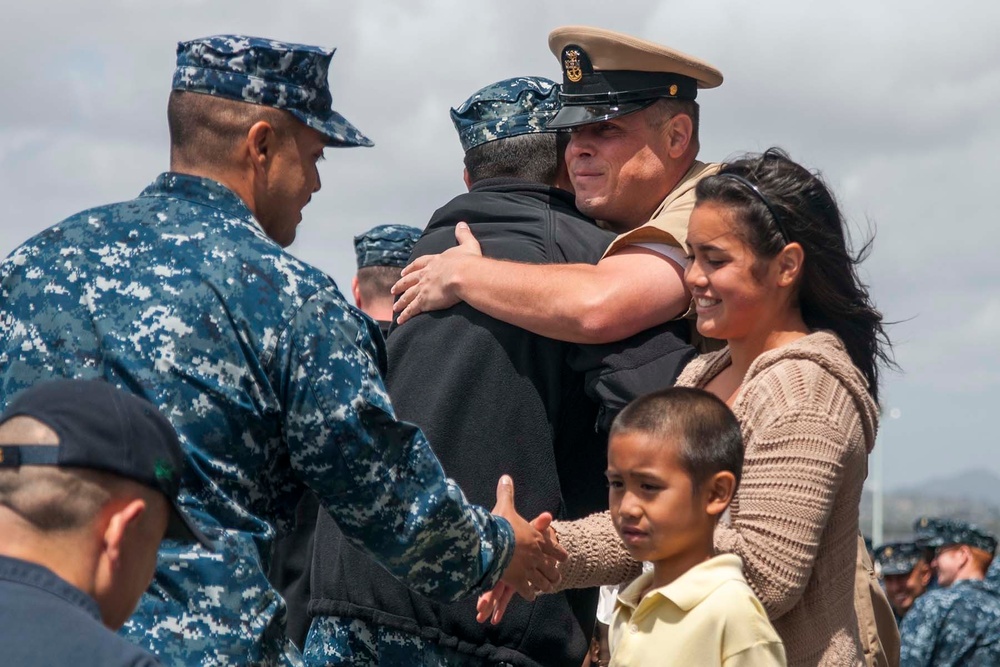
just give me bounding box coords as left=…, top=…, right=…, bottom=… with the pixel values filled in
left=0, top=555, right=160, bottom=666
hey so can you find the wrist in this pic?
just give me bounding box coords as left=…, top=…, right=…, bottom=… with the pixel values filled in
left=447, top=253, right=478, bottom=300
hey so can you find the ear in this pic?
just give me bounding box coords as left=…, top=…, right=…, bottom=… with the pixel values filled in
left=462, top=168, right=472, bottom=191
left=102, top=498, right=148, bottom=570
left=665, top=113, right=693, bottom=159
left=703, top=471, right=736, bottom=517
left=351, top=275, right=364, bottom=309
left=918, top=562, right=932, bottom=586
left=775, top=241, right=805, bottom=288
left=246, top=120, right=278, bottom=179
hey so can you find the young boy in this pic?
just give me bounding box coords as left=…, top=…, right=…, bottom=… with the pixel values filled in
left=606, top=387, right=786, bottom=666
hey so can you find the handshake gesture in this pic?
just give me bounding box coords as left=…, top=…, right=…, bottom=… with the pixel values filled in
left=487, top=475, right=565, bottom=624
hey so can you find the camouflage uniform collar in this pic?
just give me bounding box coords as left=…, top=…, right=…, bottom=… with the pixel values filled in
left=141, top=172, right=256, bottom=224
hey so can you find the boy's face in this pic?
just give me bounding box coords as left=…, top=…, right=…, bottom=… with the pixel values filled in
left=606, top=431, right=717, bottom=568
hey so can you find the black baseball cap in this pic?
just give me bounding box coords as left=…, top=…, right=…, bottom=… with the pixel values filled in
left=0, top=378, right=213, bottom=550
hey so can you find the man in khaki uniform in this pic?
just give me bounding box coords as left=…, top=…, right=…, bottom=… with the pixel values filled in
left=392, top=26, right=722, bottom=346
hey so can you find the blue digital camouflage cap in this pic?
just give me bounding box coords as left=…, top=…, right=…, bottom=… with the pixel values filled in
left=914, top=517, right=998, bottom=554
left=354, top=224, right=422, bottom=269
left=875, top=541, right=931, bottom=576
left=450, top=76, right=561, bottom=152
left=173, top=35, right=373, bottom=148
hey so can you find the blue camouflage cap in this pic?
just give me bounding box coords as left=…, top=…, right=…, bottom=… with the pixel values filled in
left=354, top=224, right=422, bottom=269
left=914, top=517, right=998, bottom=554
left=450, top=76, right=561, bottom=152
left=173, top=35, right=373, bottom=148
left=875, top=541, right=931, bottom=576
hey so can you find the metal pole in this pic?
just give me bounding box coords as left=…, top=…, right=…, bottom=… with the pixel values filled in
left=872, top=437, right=883, bottom=546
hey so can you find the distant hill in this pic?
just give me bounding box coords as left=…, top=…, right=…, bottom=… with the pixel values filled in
left=860, top=469, right=1000, bottom=545
left=892, top=469, right=1000, bottom=507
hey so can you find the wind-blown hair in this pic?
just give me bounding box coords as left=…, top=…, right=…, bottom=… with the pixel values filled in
left=695, top=148, right=894, bottom=403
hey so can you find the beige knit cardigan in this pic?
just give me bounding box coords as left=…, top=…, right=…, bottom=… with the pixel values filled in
left=554, top=332, right=879, bottom=667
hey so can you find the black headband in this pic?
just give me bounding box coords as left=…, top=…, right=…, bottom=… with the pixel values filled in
left=716, top=173, right=790, bottom=245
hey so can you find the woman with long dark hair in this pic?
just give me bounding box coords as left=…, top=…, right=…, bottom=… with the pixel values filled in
left=482, top=149, right=895, bottom=666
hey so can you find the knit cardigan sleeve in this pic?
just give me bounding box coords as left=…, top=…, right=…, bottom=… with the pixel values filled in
left=715, top=362, right=866, bottom=619
left=550, top=512, right=641, bottom=590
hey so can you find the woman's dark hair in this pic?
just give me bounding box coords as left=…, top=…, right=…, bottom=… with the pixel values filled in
left=694, top=148, right=894, bottom=403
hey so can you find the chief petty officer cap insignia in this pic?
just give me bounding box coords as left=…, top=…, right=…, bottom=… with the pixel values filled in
left=546, top=25, right=723, bottom=129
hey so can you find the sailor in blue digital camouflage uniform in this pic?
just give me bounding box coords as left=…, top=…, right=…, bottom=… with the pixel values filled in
left=0, top=35, right=564, bottom=667
left=351, top=224, right=422, bottom=337
left=874, top=541, right=933, bottom=624
left=899, top=518, right=1000, bottom=666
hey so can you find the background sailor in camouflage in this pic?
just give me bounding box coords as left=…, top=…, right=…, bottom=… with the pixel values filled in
left=874, top=541, right=933, bottom=623
left=351, top=224, right=422, bottom=337
left=900, top=519, right=1000, bottom=666
left=0, top=35, right=563, bottom=667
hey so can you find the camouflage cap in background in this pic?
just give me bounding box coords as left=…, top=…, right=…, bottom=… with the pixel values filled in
left=173, top=35, right=373, bottom=148
left=450, top=76, right=561, bottom=152
left=875, top=541, right=931, bottom=576
left=914, top=516, right=998, bottom=554
left=354, top=224, right=422, bottom=269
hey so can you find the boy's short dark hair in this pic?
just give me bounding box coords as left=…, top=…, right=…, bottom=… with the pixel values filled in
left=610, top=387, right=744, bottom=490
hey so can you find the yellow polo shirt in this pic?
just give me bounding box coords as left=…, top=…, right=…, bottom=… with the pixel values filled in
left=610, top=554, right=786, bottom=667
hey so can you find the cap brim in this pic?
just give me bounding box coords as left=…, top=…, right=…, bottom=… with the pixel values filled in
left=295, top=109, right=374, bottom=148
left=165, top=502, right=215, bottom=551
left=880, top=566, right=914, bottom=576
left=546, top=100, right=654, bottom=129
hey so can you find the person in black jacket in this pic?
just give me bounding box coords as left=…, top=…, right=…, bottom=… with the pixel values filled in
left=306, top=77, right=694, bottom=667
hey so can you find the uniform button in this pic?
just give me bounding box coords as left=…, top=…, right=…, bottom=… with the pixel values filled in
left=630, top=624, right=639, bottom=634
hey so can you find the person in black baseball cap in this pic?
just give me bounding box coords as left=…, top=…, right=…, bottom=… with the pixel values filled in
left=0, top=378, right=211, bottom=666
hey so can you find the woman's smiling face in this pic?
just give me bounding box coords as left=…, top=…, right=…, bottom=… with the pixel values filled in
left=684, top=201, right=788, bottom=343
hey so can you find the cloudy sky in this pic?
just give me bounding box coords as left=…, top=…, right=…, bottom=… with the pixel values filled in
left=2, top=1, right=998, bottom=492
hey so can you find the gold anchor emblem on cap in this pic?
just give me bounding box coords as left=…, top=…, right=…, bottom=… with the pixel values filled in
left=884, top=547, right=893, bottom=557
left=564, top=49, right=583, bottom=83
left=669, top=84, right=678, bottom=96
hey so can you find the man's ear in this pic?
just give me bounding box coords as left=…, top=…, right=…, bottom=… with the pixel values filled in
left=704, top=471, right=736, bottom=517
left=351, top=275, right=364, bottom=309
left=101, top=498, right=148, bottom=570
left=463, top=168, right=472, bottom=191
left=918, top=561, right=933, bottom=587
left=665, top=113, right=693, bottom=158
left=776, top=242, right=805, bottom=288
left=247, top=121, right=277, bottom=178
